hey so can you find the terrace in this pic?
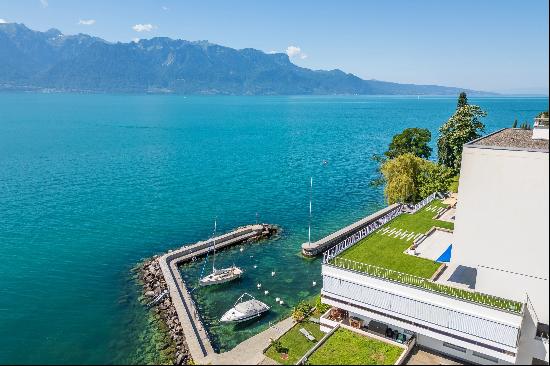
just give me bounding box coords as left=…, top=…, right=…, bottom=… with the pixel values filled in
left=325, top=200, right=523, bottom=314
left=305, top=327, right=405, bottom=365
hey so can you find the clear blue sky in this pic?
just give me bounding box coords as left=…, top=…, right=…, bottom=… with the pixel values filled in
left=1, top=0, right=548, bottom=94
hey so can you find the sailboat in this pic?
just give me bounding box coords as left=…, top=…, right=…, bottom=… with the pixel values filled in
left=199, top=220, right=243, bottom=286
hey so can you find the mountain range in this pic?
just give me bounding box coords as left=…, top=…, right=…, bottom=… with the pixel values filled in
left=0, top=23, right=492, bottom=95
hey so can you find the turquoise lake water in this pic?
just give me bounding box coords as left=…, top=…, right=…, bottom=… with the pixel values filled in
left=0, top=94, right=547, bottom=364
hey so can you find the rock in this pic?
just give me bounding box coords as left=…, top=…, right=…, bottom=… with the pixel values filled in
left=145, top=291, right=155, bottom=298
left=176, top=353, right=185, bottom=365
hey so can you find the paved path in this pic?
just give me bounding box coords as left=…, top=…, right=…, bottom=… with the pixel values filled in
left=210, top=316, right=295, bottom=365
left=158, top=224, right=274, bottom=364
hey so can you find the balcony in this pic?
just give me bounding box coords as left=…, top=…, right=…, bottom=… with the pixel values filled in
left=327, top=256, right=522, bottom=314
left=321, top=264, right=524, bottom=354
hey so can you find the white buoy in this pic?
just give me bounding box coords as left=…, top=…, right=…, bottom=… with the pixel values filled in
left=264, top=290, right=269, bottom=295
left=271, top=271, right=276, bottom=277
left=312, top=281, right=317, bottom=286
left=275, top=297, right=280, bottom=302
left=279, top=300, right=284, bottom=305
left=240, top=248, right=244, bottom=252
left=253, top=265, right=257, bottom=269
left=257, top=283, right=262, bottom=288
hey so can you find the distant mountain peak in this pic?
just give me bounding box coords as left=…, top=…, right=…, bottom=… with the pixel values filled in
left=0, top=23, right=494, bottom=96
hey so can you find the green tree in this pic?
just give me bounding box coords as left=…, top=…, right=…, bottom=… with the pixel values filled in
left=292, top=301, right=313, bottom=322
left=385, top=128, right=432, bottom=160
left=437, top=104, right=487, bottom=173
left=381, top=154, right=456, bottom=204
left=457, top=92, right=468, bottom=109
left=512, top=119, right=518, bottom=128
left=448, top=175, right=460, bottom=193
left=418, top=163, right=455, bottom=198
left=380, top=153, right=428, bottom=204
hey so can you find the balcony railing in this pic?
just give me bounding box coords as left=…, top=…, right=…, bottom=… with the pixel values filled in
left=409, top=192, right=439, bottom=213
left=322, top=205, right=404, bottom=263
left=326, top=256, right=523, bottom=315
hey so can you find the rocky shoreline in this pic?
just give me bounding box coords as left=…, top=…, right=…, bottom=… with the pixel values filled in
left=137, top=224, right=279, bottom=365
left=138, top=256, right=191, bottom=365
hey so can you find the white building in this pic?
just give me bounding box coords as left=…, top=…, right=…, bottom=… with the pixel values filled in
left=319, top=126, right=549, bottom=365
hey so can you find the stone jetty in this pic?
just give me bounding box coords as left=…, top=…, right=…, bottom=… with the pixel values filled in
left=301, top=203, right=401, bottom=257
left=138, top=223, right=278, bottom=365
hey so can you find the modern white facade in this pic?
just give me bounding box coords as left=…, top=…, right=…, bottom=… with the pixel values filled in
left=320, top=127, right=549, bottom=365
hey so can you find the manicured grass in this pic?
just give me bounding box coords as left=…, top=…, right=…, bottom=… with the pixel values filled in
left=333, top=200, right=523, bottom=314
left=264, top=320, right=325, bottom=365
left=339, top=200, right=452, bottom=279
left=306, top=328, right=403, bottom=365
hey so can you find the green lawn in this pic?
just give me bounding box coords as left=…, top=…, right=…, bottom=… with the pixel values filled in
left=306, top=328, right=403, bottom=365
left=264, top=320, right=325, bottom=365
left=333, top=200, right=523, bottom=314
left=339, top=200, right=453, bottom=279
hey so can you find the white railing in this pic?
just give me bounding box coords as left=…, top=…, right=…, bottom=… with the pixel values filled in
left=323, top=205, right=404, bottom=263
left=326, top=256, right=523, bottom=314
left=409, top=192, right=439, bottom=213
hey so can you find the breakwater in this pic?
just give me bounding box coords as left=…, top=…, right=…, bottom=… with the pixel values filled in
left=301, top=204, right=401, bottom=257
left=139, top=224, right=278, bottom=364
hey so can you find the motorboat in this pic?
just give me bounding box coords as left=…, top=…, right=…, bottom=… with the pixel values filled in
left=220, top=293, right=270, bottom=323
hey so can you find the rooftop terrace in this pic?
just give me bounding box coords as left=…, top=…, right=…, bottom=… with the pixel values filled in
left=327, top=200, right=523, bottom=314
left=338, top=200, right=452, bottom=279
left=468, top=128, right=549, bottom=152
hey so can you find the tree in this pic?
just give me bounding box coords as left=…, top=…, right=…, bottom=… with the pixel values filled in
left=380, top=153, right=428, bottom=204
left=448, top=175, right=460, bottom=193
left=457, top=92, right=468, bottom=109
left=418, top=163, right=455, bottom=199
left=385, top=128, right=432, bottom=160
left=381, top=154, right=456, bottom=204
left=512, top=119, right=518, bottom=128
left=292, top=301, right=313, bottom=322
left=437, top=104, right=486, bottom=173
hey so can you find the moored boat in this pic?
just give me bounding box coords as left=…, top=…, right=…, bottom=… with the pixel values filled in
left=220, top=293, right=270, bottom=323
left=199, top=265, right=243, bottom=286
left=199, top=219, right=244, bottom=287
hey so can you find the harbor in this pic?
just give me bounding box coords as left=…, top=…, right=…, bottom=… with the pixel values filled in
left=139, top=224, right=278, bottom=364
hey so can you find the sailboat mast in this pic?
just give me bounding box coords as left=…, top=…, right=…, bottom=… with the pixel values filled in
left=212, top=219, right=217, bottom=271
left=308, top=177, right=312, bottom=244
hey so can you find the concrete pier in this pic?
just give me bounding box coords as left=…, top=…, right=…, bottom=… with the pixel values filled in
left=301, top=203, right=402, bottom=257
left=157, top=223, right=277, bottom=364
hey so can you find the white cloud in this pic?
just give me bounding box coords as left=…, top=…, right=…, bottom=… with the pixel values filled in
left=40, top=0, right=48, bottom=8
left=0, top=18, right=7, bottom=24
left=267, top=50, right=277, bottom=54
left=161, top=6, right=169, bottom=11
left=78, top=19, right=95, bottom=26
left=132, top=23, right=156, bottom=32
left=285, top=45, right=307, bottom=60
left=132, top=38, right=140, bottom=43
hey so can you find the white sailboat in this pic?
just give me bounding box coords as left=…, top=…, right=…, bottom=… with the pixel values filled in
left=220, top=293, right=270, bottom=323
left=199, top=220, right=243, bottom=286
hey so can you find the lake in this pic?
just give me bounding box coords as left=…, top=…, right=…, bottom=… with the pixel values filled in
left=0, top=94, right=547, bottom=364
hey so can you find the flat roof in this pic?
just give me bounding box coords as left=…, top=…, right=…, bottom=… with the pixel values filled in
left=467, top=128, right=549, bottom=152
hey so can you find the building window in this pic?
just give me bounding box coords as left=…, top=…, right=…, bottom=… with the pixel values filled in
left=443, top=342, right=467, bottom=353
left=535, top=323, right=549, bottom=341
left=473, top=351, right=498, bottom=363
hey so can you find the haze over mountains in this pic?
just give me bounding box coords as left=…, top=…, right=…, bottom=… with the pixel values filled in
left=0, top=23, right=490, bottom=95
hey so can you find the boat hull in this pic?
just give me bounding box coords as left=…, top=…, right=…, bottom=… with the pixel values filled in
left=199, top=267, right=243, bottom=286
